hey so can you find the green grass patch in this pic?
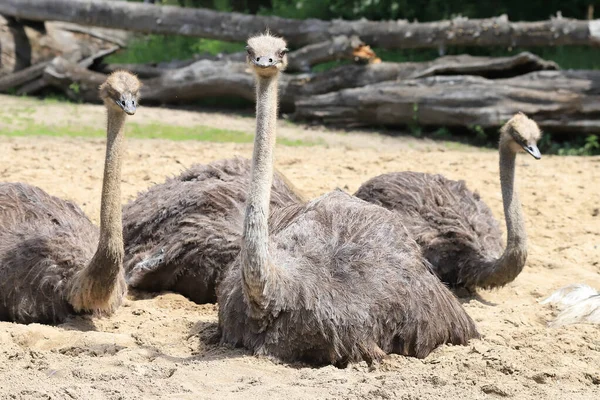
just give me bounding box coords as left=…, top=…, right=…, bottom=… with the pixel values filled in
left=0, top=120, right=321, bottom=147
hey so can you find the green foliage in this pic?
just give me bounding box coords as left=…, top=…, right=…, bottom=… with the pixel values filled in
left=539, top=133, right=600, bottom=156
left=106, top=35, right=245, bottom=64
left=119, top=1, right=600, bottom=69
left=266, top=0, right=591, bottom=21
left=68, top=82, right=81, bottom=95
left=432, top=127, right=452, bottom=140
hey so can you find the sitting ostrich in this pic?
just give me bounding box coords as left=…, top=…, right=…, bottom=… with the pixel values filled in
left=0, top=71, right=139, bottom=324
left=122, top=158, right=303, bottom=304
left=541, top=284, right=600, bottom=327
left=355, top=113, right=541, bottom=293
left=217, top=33, right=479, bottom=366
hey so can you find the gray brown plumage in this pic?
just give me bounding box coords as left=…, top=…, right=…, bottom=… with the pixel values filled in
left=355, top=113, right=542, bottom=292
left=217, top=33, right=479, bottom=366
left=122, top=157, right=303, bottom=304
left=0, top=71, right=139, bottom=324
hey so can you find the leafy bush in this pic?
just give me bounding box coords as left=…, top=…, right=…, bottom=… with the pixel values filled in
left=106, top=36, right=244, bottom=64
left=266, top=0, right=591, bottom=21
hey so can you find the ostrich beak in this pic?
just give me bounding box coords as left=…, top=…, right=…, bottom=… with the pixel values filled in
left=252, top=55, right=278, bottom=69
left=522, top=143, right=541, bottom=160
left=116, top=97, right=137, bottom=115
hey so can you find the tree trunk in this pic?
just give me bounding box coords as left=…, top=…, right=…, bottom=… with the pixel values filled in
left=0, top=16, right=32, bottom=75
left=1, top=0, right=599, bottom=50
left=292, top=71, right=600, bottom=134
left=0, top=16, right=129, bottom=78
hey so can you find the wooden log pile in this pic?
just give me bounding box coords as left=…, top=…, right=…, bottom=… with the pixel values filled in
left=0, top=0, right=599, bottom=134
left=0, top=15, right=130, bottom=95
left=293, top=71, right=600, bottom=134
left=37, top=52, right=558, bottom=110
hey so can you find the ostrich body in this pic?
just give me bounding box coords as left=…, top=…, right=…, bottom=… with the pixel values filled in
left=217, top=33, right=479, bottom=366
left=0, top=71, right=139, bottom=324
left=122, top=158, right=303, bottom=304
left=355, top=113, right=542, bottom=292
left=541, top=284, right=600, bottom=327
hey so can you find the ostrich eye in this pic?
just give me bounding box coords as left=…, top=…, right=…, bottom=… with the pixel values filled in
left=246, top=46, right=252, bottom=55
left=279, top=48, right=289, bottom=57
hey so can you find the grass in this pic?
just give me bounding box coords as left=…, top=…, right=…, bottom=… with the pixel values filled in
left=0, top=119, right=320, bottom=147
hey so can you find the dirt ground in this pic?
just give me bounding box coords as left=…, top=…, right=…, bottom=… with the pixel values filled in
left=0, top=95, right=599, bottom=399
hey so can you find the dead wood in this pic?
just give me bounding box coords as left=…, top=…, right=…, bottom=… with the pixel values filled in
left=0, top=16, right=129, bottom=79
left=42, top=52, right=560, bottom=111
left=292, top=71, right=600, bottom=134
left=1, top=0, right=599, bottom=50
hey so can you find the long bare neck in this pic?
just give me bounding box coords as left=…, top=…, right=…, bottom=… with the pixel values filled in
left=241, top=74, right=279, bottom=312
left=499, top=144, right=527, bottom=251
left=477, top=142, right=527, bottom=288
left=86, top=108, right=126, bottom=278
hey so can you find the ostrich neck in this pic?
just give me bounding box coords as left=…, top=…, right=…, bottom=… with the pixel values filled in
left=86, top=108, right=126, bottom=278
left=478, top=143, right=527, bottom=287
left=241, top=74, right=279, bottom=311
left=499, top=145, right=526, bottom=250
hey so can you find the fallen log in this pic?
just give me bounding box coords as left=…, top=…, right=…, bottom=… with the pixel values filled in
left=142, top=60, right=255, bottom=104
left=283, top=52, right=558, bottom=102
left=1, top=0, right=599, bottom=50
left=48, top=22, right=132, bottom=47
left=0, top=61, right=50, bottom=92
left=292, top=71, right=600, bottom=134
left=0, top=45, right=119, bottom=95
left=43, top=52, right=560, bottom=109
left=43, top=57, right=107, bottom=103
left=286, top=35, right=367, bottom=73
left=43, top=56, right=598, bottom=133
left=98, top=35, right=373, bottom=77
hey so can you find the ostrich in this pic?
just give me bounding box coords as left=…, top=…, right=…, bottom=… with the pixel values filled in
left=0, top=71, right=139, bottom=324
left=122, top=158, right=303, bottom=304
left=541, top=284, right=600, bottom=327
left=355, top=113, right=542, bottom=293
left=217, top=33, right=479, bottom=366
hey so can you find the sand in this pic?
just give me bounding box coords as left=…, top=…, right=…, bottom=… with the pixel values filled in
left=0, top=95, right=599, bottom=399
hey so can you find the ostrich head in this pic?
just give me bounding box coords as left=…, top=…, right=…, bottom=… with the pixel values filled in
left=99, top=71, right=141, bottom=115
left=246, top=32, right=289, bottom=77
left=500, top=112, right=542, bottom=159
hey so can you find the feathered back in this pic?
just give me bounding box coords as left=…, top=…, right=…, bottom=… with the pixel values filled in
left=355, top=171, right=503, bottom=287
left=0, top=182, right=90, bottom=230
left=541, top=284, right=599, bottom=310
left=0, top=183, right=100, bottom=323
left=122, top=157, right=303, bottom=303
left=218, top=190, right=479, bottom=365
left=542, top=284, right=600, bottom=327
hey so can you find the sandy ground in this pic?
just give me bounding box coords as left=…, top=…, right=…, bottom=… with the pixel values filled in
left=0, top=95, right=599, bottom=399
